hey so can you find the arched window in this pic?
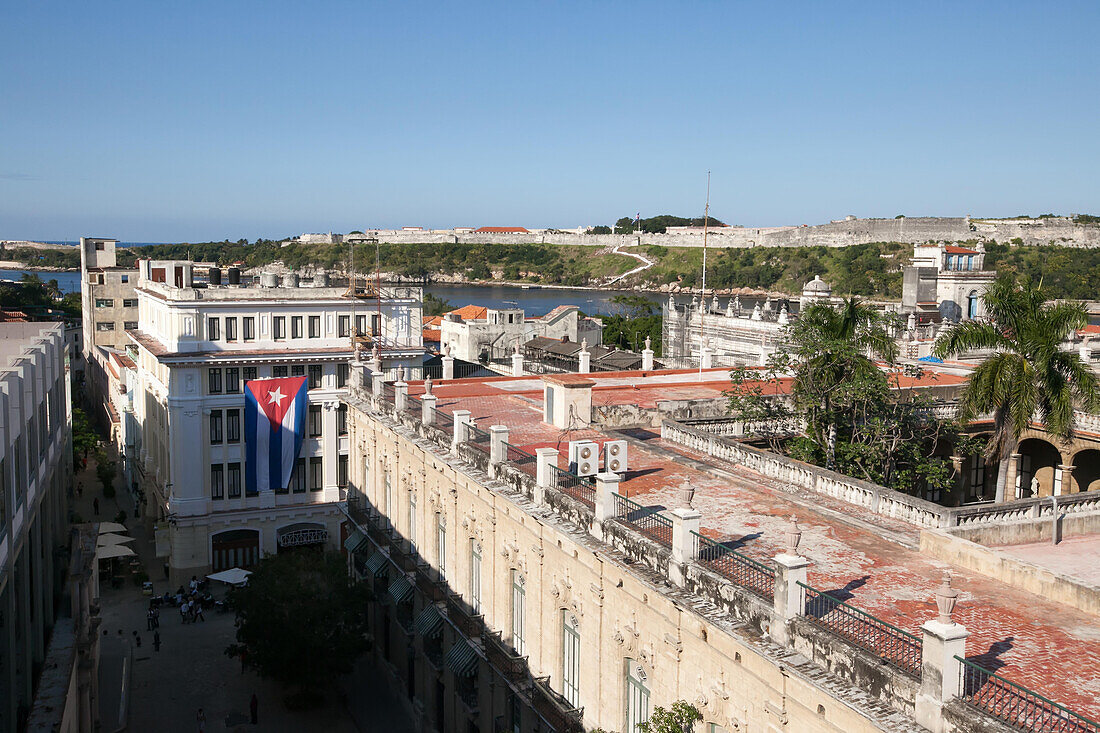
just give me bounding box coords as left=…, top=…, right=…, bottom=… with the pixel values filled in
left=625, top=659, right=650, bottom=731
left=967, top=290, right=979, bottom=320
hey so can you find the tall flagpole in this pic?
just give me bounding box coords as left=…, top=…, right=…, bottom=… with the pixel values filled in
left=700, top=171, right=711, bottom=374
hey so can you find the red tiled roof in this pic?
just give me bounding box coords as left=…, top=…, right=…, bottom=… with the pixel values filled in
left=474, top=227, right=529, bottom=233
left=448, top=305, right=488, bottom=321
left=0, top=309, right=29, bottom=322
left=423, top=328, right=441, bottom=343
left=944, top=245, right=979, bottom=254
left=1078, top=324, right=1100, bottom=335
left=422, top=315, right=442, bottom=327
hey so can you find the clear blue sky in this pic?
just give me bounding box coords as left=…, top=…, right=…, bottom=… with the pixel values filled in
left=2, top=1, right=1098, bottom=242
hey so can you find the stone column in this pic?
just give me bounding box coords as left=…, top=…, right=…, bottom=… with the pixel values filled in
left=669, top=496, right=701, bottom=588
left=394, top=381, right=408, bottom=412
left=772, top=517, right=811, bottom=646
left=451, top=409, right=471, bottom=452
left=592, top=472, right=620, bottom=538
left=641, top=348, right=654, bottom=371
left=535, top=448, right=558, bottom=507
left=1056, top=464, right=1074, bottom=495
left=442, top=350, right=455, bottom=381
left=371, top=370, right=384, bottom=410
left=700, top=346, right=713, bottom=370
left=578, top=348, right=591, bottom=374
left=421, top=393, right=437, bottom=425
left=915, top=573, right=969, bottom=733
left=489, top=425, right=509, bottom=467
left=511, top=350, right=524, bottom=377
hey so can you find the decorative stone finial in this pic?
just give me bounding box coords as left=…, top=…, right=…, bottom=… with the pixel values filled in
left=785, top=515, right=802, bottom=556
left=423, top=376, right=433, bottom=395
left=644, top=336, right=651, bottom=350
left=397, top=366, right=406, bottom=382
left=676, top=481, right=695, bottom=509
left=581, top=338, right=588, bottom=352
left=514, top=339, right=521, bottom=355
left=445, top=344, right=452, bottom=357
left=935, top=571, right=959, bottom=624
left=372, top=343, right=381, bottom=360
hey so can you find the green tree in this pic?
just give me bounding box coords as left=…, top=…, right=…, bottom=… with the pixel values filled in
left=95, top=449, right=117, bottom=498
left=423, top=292, right=454, bottom=317
left=638, top=701, right=703, bottom=732
left=788, top=296, right=899, bottom=469
left=588, top=225, right=612, bottom=234
left=933, top=274, right=1100, bottom=500
left=226, top=551, right=373, bottom=705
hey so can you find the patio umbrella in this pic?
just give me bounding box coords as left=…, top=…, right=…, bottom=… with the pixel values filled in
left=96, top=533, right=135, bottom=547
left=95, top=545, right=136, bottom=560
left=97, top=522, right=128, bottom=534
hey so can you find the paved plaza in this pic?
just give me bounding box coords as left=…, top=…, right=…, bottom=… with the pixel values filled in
left=75, top=454, right=366, bottom=732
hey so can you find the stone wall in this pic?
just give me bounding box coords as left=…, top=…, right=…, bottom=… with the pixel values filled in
left=353, top=217, right=1100, bottom=249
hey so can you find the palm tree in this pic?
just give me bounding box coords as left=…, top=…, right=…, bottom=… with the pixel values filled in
left=933, top=275, right=1100, bottom=501
left=789, top=296, right=899, bottom=469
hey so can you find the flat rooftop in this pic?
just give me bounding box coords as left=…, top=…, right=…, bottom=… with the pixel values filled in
left=0, top=322, right=58, bottom=369
left=411, top=368, right=1100, bottom=720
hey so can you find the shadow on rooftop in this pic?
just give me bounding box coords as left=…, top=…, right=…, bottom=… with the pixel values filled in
left=718, top=532, right=762, bottom=552
left=970, top=637, right=1015, bottom=673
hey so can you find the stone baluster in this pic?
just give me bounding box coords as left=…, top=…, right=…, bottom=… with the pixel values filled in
left=534, top=448, right=558, bottom=507
left=915, top=573, right=969, bottom=733
left=771, top=516, right=811, bottom=646
left=593, top=472, right=620, bottom=539
left=669, top=483, right=701, bottom=588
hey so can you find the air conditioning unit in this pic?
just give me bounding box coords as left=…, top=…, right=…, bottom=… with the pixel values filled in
left=603, top=440, right=629, bottom=473
left=568, top=440, right=599, bottom=477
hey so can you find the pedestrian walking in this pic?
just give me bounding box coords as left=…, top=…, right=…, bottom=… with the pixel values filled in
left=153, top=607, right=160, bottom=628
left=92, top=498, right=99, bottom=516
left=196, top=707, right=206, bottom=733
left=147, top=609, right=155, bottom=631
left=194, top=602, right=205, bottom=622
left=76, top=481, right=83, bottom=498
left=180, top=601, right=188, bottom=624
left=153, top=630, right=161, bottom=652
left=250, top=693, right=258, bottom=725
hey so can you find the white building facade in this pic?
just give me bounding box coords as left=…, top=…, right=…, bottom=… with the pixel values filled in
left=126, top=261, right=423, bottom=585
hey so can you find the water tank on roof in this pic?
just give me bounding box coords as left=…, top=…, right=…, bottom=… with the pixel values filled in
left=260, top=272, right=279, bottom=288
left=283, top=273, right=299, bottom=288
left=313, top=270, right=330, bottom=287
left=227, top=267, right=241, bottom=285
left=208, top=267, right=222, bottom=286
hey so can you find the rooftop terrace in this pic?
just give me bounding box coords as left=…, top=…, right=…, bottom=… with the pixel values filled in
left=405, top=368, right=1100, bottom=722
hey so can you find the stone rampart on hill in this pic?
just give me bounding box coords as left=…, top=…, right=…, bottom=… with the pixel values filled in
left=353, top=216, right=1100, bottom=248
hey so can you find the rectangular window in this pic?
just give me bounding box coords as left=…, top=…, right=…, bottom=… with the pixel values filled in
left=291, top=458, right=306, bottom=493
left=227, top=462, right=242, bottom=498
left=336, top=363, right=349, bottom=388
left=272, top=365, right=287, bottom=378
left=209, top=410, right=223, bottom=444
left=226, top=409, right=240, bottom=443
left=243, top=317, right=255, bottom=341
left=291, top=364, right=305, bottom=377
left=626, top=661, right=651, bottom=732
left=225, top=317, right=238, bottom=341
left=309, top=456, right=323, bottom=491
left=470, top=540, right=482, bottom=614
left=96, top=322, right=115, bottom=331
left=210, top=464, right=224, bottom=500
left=512, top=571, right=526, bottom=656
left=225, top=368, right=240, bottom=393
left=124, top=321, right=138, bottom=330
left=358, top=314, right=369, bottom=336
left=308, top=364, right=323, bottom=389
left=208, top=317, right=220, bottom=340
left=243, top=366, right=257, bottom=383
left=95, top=298, right=113, bottom=308
left=123, top=298, right=138, bottom=308
left=309, top=404, right=322, bottom=437
left=338, top=454, right=348, bottom=488
left=120, top=274, right=128, bottom=282
left=309, top=315, right=321, bottom=338
left=337, top=404, right=348, bottom=435
left=408, top=493, right=417, bottom=553
left=208, top=368, right=222, bottom=394
left=338, top=315, right=350, bottom=337
left=562, top=612, right=580, bottom=708
left=273, top=316, right=286, bottom=340
left=291, top=316, right=303, bottom=339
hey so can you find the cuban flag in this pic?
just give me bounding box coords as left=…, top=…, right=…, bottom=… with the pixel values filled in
left=244, top=376, right=308, bottom=493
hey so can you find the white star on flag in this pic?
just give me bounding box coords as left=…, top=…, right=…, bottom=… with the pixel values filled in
left=267, top=387, right=286, bottom=406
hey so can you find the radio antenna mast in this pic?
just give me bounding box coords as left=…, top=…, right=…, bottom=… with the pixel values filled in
left=699, top=171, right=711, bottom=374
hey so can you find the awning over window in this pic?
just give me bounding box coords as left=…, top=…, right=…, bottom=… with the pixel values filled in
left=446, top=639, right=479, bottom=678
left=344, top=529, right=368, bottom=553
left=414, top=604, right=444, bottom=639
left=389, top=574, right=414, bottom=604
left=365, top=550, right=389, bottom=577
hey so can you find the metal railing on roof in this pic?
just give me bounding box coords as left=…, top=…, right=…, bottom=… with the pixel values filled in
left=957, top=656, right=1100, bottom=733
left=548, top=464, right=595, bottom=508
left=691, top=530, right=775, bottom=600
left=798, top=581, right=922, bottom=677
left=612, top=493, right=673, bottom=546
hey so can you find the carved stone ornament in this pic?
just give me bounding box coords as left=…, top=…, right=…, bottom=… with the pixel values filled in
left=785, top=515, right=802, bottom=556
left=935, top=571, right=960, bottom=624
left=423, top=376, right=433, bottom=395
left=676, top=481, right=696, bottom=509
